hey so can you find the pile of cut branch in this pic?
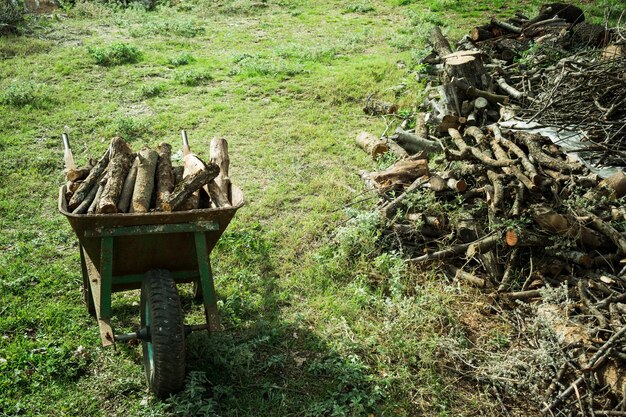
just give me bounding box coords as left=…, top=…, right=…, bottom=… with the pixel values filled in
left=355, top=2, right=626, bottom=415
left=63, top=133, right=232, bottom=214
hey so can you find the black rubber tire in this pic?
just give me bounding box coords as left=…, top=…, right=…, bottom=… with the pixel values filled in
left=80, top=248, right=96, bottom=317
left=140, top=269, right=186, bottom=398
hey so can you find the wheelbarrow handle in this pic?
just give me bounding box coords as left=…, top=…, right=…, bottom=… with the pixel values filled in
left=181, top=129, right=191, bottom=156
left=62, top=133, right=77, bottom=170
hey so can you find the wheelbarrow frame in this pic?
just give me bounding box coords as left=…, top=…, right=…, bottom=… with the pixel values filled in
left=58, top=185, right=245, bottom=347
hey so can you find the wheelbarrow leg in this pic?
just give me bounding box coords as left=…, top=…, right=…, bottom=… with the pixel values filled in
left=81, top=237, right=115, bottom=346
left=79, top=244, right=95, bottom=316
left=194, top=232, right=222, bottom=332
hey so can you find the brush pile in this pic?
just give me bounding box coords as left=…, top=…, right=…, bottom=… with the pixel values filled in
left=63, top=134, right=232, bottom=214
left=356, top=3, right=626, bottom=415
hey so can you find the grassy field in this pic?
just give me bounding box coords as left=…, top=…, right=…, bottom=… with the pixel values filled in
left=1, top=0, right=622, bottom=416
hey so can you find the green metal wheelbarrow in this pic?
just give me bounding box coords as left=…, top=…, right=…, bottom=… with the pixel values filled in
left=58, top=185, right=244, bottom=397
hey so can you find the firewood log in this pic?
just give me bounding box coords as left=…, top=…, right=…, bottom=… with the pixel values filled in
left=356, top=132, right=389, bottom=159
left=87, top=184, right=104, bottom=215
left=380, top=177, right=428, bottom=218
left=449, top=128, right=513, bottom=167
left=490, top=17, right=521, bottom=34
left=117, top=157, right=138, bottom=213
left=370, top=159, right=429, bottom=191
left=68, top=147, right=110, bottom=210
left=65, top=166, right=91, bottom=183
left=172, top=166, right=183, bottom=186
left=490, top=138, right=537, bottom=191
left=72, top=178, right=102, bottom=215
left=486, top=170, right=504, bottom=209
left=65, top=180, right=80, bottom=201
left=445, top=265, right=488, bottom=288
left=516, top=132, right=583, bottom=174
left=489, top=125, right=541, bottom=185
left=162, top=164, right=220, bottom=212
left=451, top=78, right=509, bottom=105
left=131, top=147, right=159, bottom=213
left=599, top=171, right=626, bottom=198
left=391, top=128, right=440, bottom=156
left=208, top=137, right=231, bottom=207
left=579, top=209, right=626, bottom=254
left=97, top=137, right=134, bottom=214
left=531, top=205, right=607, bottom=248
left=470, top=26, right=494, bottom=42
left=385, top=140, right=409, bottom=159
left=414, top=112, right=428, bottom=139
left=155, top=142, right=175, bottom=211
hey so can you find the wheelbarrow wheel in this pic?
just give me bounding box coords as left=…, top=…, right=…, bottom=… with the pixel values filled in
left=140, top=269, right=186, bottom=398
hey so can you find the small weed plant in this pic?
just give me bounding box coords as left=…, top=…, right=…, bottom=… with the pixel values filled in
left=114, top=116, right=149, bottom=140
left=168, top=52, right=195, bottom=66
left=131, top=19, right=205, bottom=38
left=343, top=3, right=375, bottom=13
left=139, top=82, right=165, bottom=98
left=1, top=81, right=50, bottom=108
left=174, top=69, right=212, bottom=86
left=88, top=43, right=142, bottom=66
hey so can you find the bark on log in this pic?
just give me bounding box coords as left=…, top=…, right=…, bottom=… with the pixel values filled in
left=486, top=170, right=504, bottom=209
left=466, top=233, right=500, bottom=258
left=370, top=159, right=429, bottom=191
left=172, top=166, right=183, bottom=186
left=532, top=205, right=607, bottom=248
left=496, top=77, right=525, bottom=100
left=471, top=26, right=493, bottom=42
left=87, top=184, right=104, bottom=215
left=392, top=128, right=440, bottom=156
left=516, top=132, right=583, bottom=174
left=490, top=138, right=537, bottom=191
left=117, top=157, right=138, bottom=213
left=385, top=140, right=409, bottom=159
left=451, top=79, right=509, bottom=105
left=72, top=179, right=101, bottom=214
left=407, top=233, right=498, bottom=263
left=580, top=209, right=626, bottom=254
left=65, top=166, right=91, bottom=183
left=449, top=128, right=514, bottom=167
left=380, top=176, right=429, bottom=218
left=489, top=125, right=540, bottom=184
left=430, top=26, right=453, bottom=57
left=456, top=218, right=479, bottom=243
left=68, top=147, right=110, bottom=210
left=181, top=152, right=208, bottom=210
left=491, top=17, right=521, bottom=34
left=155, top=142, right=175, bottom=211
left=600, top=171, right=626, bottom=199
left=97, top=137, right=134, bottom=214
left=498, top=248, right=519, bottom=292
left=414, top=112, right=428, bottom=139
left=65, top=180, right=80, bottom=201
left=356, top=132, right=389, bottom=159
left=131, top=148, right=159, bottom=213
left=209, top=137, right=231, bottom=207
left=162, top=164, right=220, bottom=212
left=445, top=265, right=488, bottom=288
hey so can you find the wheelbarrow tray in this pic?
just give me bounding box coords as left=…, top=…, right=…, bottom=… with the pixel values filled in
left=58, top=184, right=244, bottom=345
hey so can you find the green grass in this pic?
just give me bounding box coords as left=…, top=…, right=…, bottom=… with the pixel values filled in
left=0, top=0, right=615, bottom=416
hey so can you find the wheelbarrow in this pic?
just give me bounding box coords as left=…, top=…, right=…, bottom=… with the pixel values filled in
left=58, top=183, right=244, bottom=397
